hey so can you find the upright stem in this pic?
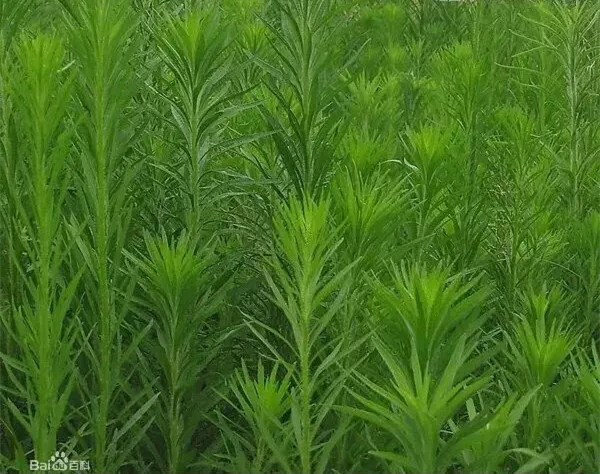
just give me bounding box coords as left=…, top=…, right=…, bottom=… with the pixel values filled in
left=91, top=18, right=112, bottom=470
left=299, top=311, right=311, bottom=474
left=33, top=119, right=53, bottom=463
left=167, top=312, right=182, bottom=473
left=567, top=41, right=580, bottom=217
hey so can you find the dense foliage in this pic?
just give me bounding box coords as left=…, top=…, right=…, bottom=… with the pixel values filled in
left=1, top=0, right=599, bottom=472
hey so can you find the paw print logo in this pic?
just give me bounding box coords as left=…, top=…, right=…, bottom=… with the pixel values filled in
left=50, top=451, right=69, bottom=471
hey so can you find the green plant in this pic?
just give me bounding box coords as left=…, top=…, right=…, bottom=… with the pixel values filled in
left=0, top=34, right=80, bottom=468
left=154, top=9, right=253, bottom=234
left=0, top=0, right=36, bottom=48
left=215, top=196, right=359, bottom=474
left=342, top=265, right=523, bottom=473
left=399, top=125, right=450, bottom=263
left=58, top=0, right=157, bottom=471
left=213, top=360, right=293, bottom=473
left=506, top=285, right=579, bottom=450
left=258, top=0, right=347, bottom=198
left=128, top=232, right=229, bottom=472
left=1, top=1, right=598, bottom=472
left=560, top=346, right=600, bottom=473
left=518, top=0, right=600, bottom=218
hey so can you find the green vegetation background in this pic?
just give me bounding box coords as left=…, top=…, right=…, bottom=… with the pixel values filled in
left=0, top=0, right=598, bottom=472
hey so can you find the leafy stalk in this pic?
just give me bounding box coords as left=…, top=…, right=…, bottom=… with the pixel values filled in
left=58, top=0, right=156, bottom=471
left=0, top=35, right=79, bottom=465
